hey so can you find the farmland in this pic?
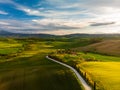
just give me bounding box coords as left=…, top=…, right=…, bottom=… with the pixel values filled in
left=50, top=39, right=120, bottom=90
left=77, top=40, right=120, bottom=57
left=0, top=37, right=120, bottom=90
left=0, top=38, right=83, bottom=90
left=1, top=0, right=120, bottom=90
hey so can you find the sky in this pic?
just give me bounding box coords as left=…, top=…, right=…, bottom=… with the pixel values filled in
left=0, top=0, right=120, bottom=35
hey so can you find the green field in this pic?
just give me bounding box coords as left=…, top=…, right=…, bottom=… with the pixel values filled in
left=51, top=49, right=120, bottom=90
left=0, top=38, right=120, bottom=90
left=0, top=41, right=22, bottom=54
left=0, top=38, right=83, bottom=90
left=82, top=53, right=120, bottom=62
left=78, top=62, right=120, bottom=90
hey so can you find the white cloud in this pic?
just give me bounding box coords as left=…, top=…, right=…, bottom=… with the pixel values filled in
left=0, top=21, right=9, bottom=25
left=0, top=10, right=8, bottom=15
left=1, top=0, right=120, bottom=34
left=0, top=19, right=120, bottom=35
left=0, top=0, right=12, bottom=3
left=32, top=19, right=89, bottom=29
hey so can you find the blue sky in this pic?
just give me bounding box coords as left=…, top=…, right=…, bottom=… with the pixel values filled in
left=0, top=0, right=120, bottom=35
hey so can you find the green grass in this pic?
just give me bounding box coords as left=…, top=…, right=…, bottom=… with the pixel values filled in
left=0, top=48, right=20, bottom=54
left=0, top=41, right=22, bottom=54
left=51, top=51, right=120, bottom=90
left=0, top=37, right=120, bottom=90
left=78, top=62, right=120, bottom=90
left=0, top=39, right=83, bottom=90
left=0, top=42, right=21, bottom=48
left=44, top=38, right=96, bottom=49
left=0, top=57, right=82, bottom=90
left=84, top=53, right=120, bottom=62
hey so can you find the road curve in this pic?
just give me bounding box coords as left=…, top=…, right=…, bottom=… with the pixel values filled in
left=46, top=56, right=92, bottom=90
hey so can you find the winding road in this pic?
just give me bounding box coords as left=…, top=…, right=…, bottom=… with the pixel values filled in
left=46, top=56, right=92, bottom=90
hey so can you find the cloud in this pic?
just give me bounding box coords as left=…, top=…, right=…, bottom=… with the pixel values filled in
left=0, top=19, right=120, bottom=35
left=32, top=19, right=89, bottom=29
left=41, top=23, right=80, bottom=30
left=0, top=0, right=120, bottom=34
left=0, top=19, right=81, bottom=34
left=0, top=0, right=92, bottom=19
left=0, top=10, right=8, bottom=15
left=0, top=21, right=9, bottom=25
left=81, top=0, right=120, bottom=8
left=0, top=0, right=12, bottom=4
left=90, top=22, right=115, bottom=26
left=16, top=6, right=90, bottom=19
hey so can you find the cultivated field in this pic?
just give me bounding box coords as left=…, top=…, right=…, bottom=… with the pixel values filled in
left=78, top=40, right=120, bottom=57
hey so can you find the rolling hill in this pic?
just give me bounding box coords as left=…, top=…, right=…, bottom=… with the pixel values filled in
left=0, top=30, right=120, bottom=38
left=78, top=40, right=120, bottom=56
left=0, top=30, right=56, bottom=38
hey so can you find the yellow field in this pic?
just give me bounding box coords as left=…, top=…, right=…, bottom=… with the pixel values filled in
left=78, top=62, right=120, bottom=90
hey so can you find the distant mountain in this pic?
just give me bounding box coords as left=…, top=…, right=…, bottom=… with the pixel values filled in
left=0, top=30, right=56, bottom=38
left=0, top=30, right=11, bottom=35
left=0, top=30, right=120, bottom=38
left=62, top=33, right=120, bottom=38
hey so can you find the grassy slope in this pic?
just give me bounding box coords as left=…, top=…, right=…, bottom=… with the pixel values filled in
left=0, top=39, right=82, bottom=90
left=1, top=38, right=120, bottom=90
left=0, top=41, right=22, bottom=54
left=51, top=52, right=120, bottom=90
left=84, top=53, right=120, bottom=62
left=76, top=40, right=120, bottom=90
left=50, top=38, right=120, bottom=90
left=79, top=40, right=120, bottom=56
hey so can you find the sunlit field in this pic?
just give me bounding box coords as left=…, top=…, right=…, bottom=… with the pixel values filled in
left=78, top=62, right=120, bottom=90
left=0, top=37, right=120, bottom=90
left=50, top=39, right=120, bottom=90
left=0, top=41, right=22, bottom=54
left=1, top=0, right=120, bottom=90
left=0, top=38, right=83, bottom=90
